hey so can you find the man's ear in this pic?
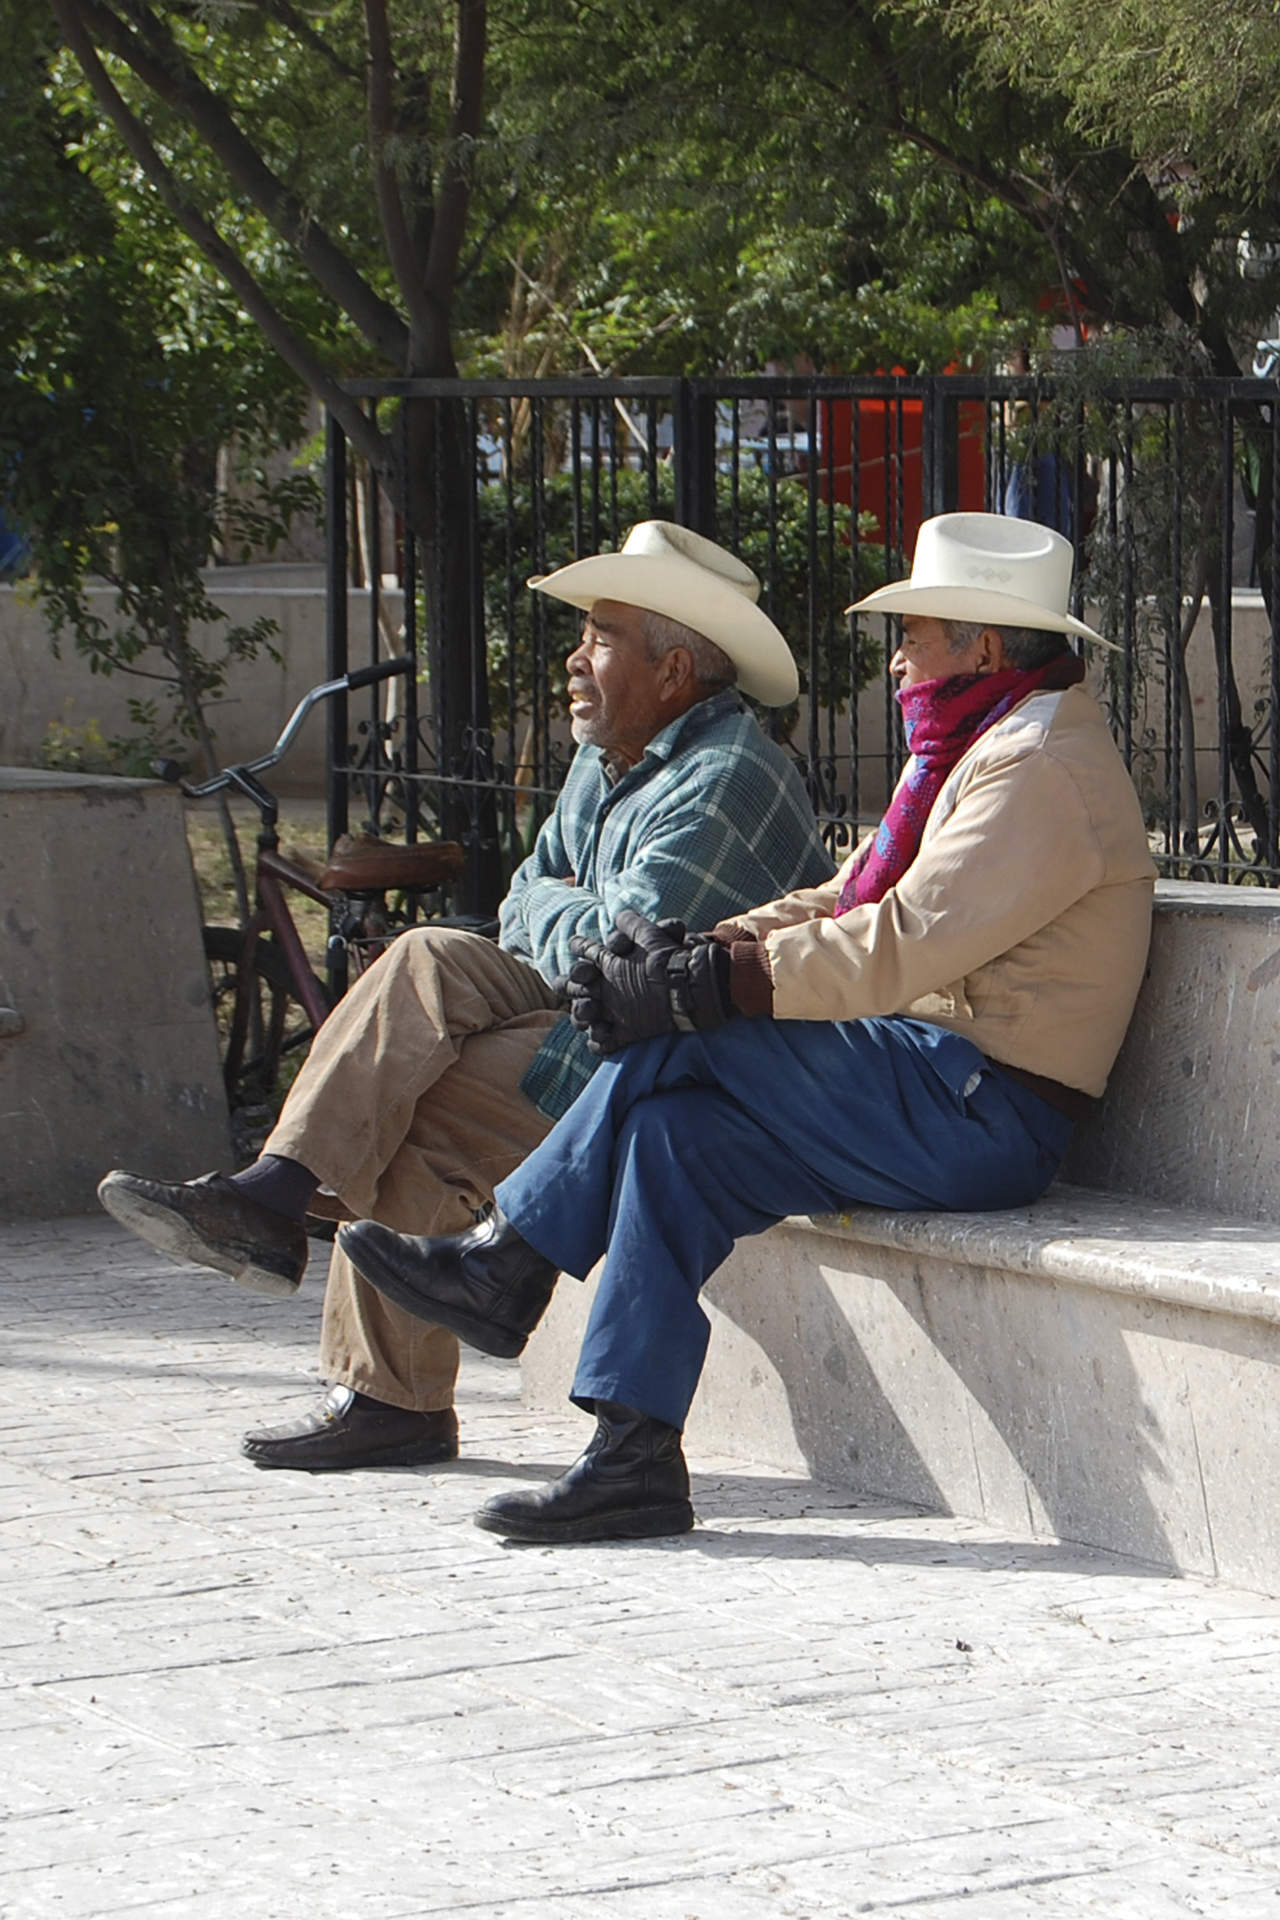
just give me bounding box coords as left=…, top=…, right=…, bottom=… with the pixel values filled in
left=976, top=627, right=1008, bottom=675
left=660, top=646, right=696, bottom=697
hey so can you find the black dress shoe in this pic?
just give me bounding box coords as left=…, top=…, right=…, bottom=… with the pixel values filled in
left=98, top=1169, right=308, bottom=1298
left=475, top=1401, right=694, bottom=1543
left=242, top=1385, right=459, bottom=1471
left=336, top=1205, right=559, bottom=1359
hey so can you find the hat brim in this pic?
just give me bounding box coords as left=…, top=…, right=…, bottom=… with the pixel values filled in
left=529, top=551, right=800, bottom=706
left=846, top=581, right=1120, bottom=653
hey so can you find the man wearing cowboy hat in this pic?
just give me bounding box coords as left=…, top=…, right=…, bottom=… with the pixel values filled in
left=98, top=523, right=833, bottom=1470
left=337, top=512, right=1157, bottom=1544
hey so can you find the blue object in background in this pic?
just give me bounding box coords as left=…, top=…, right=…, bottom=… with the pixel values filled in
left=1003, top=454, right=1074, bottom=538
left=0, top=507, right=31, bottom=580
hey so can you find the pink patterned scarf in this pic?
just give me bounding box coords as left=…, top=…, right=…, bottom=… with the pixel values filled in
left=835, top=652, right=1085, bottom=915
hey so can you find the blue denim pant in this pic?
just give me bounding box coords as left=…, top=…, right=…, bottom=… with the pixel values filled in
left=495, top=1017, right=1074, bottom=1431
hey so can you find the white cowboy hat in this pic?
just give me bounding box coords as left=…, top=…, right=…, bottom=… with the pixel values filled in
left=528, top=520, right=800, bottom=706
left=847, top=512, right=1119, bottom=651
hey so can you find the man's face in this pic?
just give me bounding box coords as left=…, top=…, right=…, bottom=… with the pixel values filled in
left=566, top=599, right=686, bottom=765
left=890, top=615, right=998, bottom=688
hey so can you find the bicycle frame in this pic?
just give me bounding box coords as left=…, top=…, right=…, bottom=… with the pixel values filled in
left=218, top=848, right=332, bottom=1103
left=175, top=652, right=417, bottom=1113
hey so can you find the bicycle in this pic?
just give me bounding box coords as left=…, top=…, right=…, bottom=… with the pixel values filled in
left=170, top=655, right=468, bottom=1145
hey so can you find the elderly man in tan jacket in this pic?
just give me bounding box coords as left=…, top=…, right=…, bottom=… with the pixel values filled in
left=338, top=513, right=1157, bottom=1545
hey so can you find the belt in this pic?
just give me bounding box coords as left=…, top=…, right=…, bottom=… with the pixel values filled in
left=989, top=1059, right=1096, bottom=1125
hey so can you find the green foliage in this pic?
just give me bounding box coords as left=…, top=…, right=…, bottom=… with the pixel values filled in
left=928, top=0, right=1280, bottom=197
left=0, top=8, right=320, bottom=775
left=36, top=712, right=166, bottom=778
left=902, top=0, right=1280, bottom=373
left=471, top=0, right=1052, bottom=377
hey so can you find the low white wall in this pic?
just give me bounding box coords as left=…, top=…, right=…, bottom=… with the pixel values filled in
left=0, top=771, right=231, bottom=1219
left=1067, top=883, right=1280, bottom=1217
left=7, top=571, right=1274, bottom=821
left=0, top=569, right=404, bottom=795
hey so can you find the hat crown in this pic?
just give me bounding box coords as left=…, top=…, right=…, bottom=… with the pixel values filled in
left=845, top=509, right=1116, bottom=650
left=621, top=521, right=761, bottom=607
left=911, top=513, right=1073, bottom=618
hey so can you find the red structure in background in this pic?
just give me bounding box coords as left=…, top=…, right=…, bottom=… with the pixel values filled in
left=819, top=392, right=988, bottom=554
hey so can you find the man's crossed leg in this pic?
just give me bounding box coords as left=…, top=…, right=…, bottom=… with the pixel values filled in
left=100, top=927, right=560, bottom=1469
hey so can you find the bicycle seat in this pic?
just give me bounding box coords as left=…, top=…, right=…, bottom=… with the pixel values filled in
left=315, top=834, right=466, bottom=893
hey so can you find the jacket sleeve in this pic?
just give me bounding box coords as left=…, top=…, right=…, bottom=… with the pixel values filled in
left=763, top=740, right=1107, bottom=1023
left=498, top=797, right=575, bottom=968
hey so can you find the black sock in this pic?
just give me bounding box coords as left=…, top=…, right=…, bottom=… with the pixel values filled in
left=227, top=1154, right=320, bottom=1221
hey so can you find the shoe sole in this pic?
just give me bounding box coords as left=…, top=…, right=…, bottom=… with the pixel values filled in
left=473, top=1502, right=695, bottom=1544
left=98, top=1176, right=302, bottom=1299
left=337, top=1229, right=527, bottom=1358
left=244, top=1442, right=459, bottom=1472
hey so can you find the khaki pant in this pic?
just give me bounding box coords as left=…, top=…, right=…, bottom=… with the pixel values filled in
left=266, top=928, right=561, bottom=1411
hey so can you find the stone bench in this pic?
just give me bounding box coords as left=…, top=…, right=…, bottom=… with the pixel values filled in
left=523, top=881, right=1280, bottom=1592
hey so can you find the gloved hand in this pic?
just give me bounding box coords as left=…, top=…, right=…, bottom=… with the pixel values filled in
left=566, top=908, right=732, bottom=1054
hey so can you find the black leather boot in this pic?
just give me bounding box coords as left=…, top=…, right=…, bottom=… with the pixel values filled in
left=336, top=1205, right=559, bottom=1358
left=475, top=1401, right=694, bottom=1543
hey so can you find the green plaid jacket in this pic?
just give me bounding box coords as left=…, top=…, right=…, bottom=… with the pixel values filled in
left=500, top=690, right=834, bottom=1121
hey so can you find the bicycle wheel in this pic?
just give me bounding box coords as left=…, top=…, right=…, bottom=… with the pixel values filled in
left=202, top=925, right=330, bottom=1131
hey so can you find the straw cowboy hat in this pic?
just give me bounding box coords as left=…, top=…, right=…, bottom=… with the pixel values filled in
left=528, top=520, right=800, bottom=706
left=848, top=512, right=1119, bottom=651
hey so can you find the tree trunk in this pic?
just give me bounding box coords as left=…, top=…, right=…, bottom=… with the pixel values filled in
left=402, top=393, right=504, bottom=914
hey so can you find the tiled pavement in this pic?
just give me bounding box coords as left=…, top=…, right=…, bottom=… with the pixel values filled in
left=3, top=1213, right=1280, bottom=1918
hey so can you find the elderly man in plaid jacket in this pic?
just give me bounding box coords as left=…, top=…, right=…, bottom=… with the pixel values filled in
left=99, top=524, right=833, bottom=1471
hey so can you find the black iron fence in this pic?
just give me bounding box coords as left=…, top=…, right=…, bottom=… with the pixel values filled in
left=324, top=373, right=1280, bottom=915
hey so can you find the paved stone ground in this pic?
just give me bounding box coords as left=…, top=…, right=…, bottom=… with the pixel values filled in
left=4, top=1214, right=1280, bottom=1919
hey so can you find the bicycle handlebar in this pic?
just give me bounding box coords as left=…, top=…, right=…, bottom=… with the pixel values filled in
left=174, top=653, right=415, bottom=800
left=346, top=654, right=413, bottom=692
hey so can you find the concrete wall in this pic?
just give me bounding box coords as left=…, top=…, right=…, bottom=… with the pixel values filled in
left=0, top=570, right=404, bottom=795
left=1067, top=882, right=1280, bottom=1218
left=7, top=570, right=1275, bottom=824
left=0, top=771, right=231, bottom=1219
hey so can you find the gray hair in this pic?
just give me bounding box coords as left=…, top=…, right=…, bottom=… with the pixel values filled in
left=941, top=618, right=1070, bottom=673
left=641, top=608, right=737, bottom=691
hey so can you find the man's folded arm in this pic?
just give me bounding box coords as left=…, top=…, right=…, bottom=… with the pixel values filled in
left=498, top=803, right=576, bottom=965
left=514, top=799, right=822, bottom=984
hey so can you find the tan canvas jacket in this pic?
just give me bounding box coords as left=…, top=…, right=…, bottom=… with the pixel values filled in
left=720, top=684, right=1156, bottom=1097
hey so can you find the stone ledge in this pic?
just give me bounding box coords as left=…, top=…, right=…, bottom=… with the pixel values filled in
left=802, top=1182, right=1280, bottom=1327
left=1152, top=877, right=1280, bottom=924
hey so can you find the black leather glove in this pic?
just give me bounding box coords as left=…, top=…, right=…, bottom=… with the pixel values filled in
left=566, top=908, right=732, bottom=1054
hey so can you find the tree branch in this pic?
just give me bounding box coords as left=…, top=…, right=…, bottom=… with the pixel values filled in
left=883, top=107, right=1046, bottom=226
left=163, top=0, right=361, bottom=79
left=421, top=0, right=486, bottom=369
left=457, top=184, right=520, bottom=288
left=46, top=0, right=393, bottom=477
left=250, top=0, right=361, bottom=81
left=364, top=0, right=436, bottom=351
left=63, top=0, right=411, bottom=369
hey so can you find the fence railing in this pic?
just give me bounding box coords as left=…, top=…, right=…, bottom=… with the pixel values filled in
left=324, top=373, right=1280, bottom=916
